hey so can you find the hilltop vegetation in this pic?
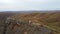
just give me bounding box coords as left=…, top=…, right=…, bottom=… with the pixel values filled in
left=10, top=12, right=60, bottom=34
left=0, top=12, right=17, bottom=34
left=0, top=11, right=60, bottom=34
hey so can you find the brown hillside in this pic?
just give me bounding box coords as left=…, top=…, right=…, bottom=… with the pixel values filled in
left=10, top=12, right=60, bottom=24
left=8, top=12, right=60, bottom=34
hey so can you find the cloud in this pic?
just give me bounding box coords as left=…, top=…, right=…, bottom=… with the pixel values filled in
left=0, top=0, right=60, bottom=11
left=0, top=0, right=15, bottom=4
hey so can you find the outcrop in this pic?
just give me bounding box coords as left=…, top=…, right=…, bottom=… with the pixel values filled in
left=4, top=12, right=60, bottom=34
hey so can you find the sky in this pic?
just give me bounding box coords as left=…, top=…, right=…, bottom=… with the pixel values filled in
left=0, top=0, right=60, bottom=11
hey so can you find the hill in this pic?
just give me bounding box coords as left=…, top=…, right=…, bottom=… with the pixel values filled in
left=8, top=12, right=60, bottom=34
left=0, top=12, right=17, bottom=34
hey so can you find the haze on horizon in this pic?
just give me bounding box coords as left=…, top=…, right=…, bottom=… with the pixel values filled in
left=0, top=0, right=60, bottom=11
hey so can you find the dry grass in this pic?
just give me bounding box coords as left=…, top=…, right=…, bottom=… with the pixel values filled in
left=9, top=12, right=60, bottom=34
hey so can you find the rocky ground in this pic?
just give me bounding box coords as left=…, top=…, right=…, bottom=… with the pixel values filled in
left=0, top=11, right=60, bottom=34
left=0, top=12, right=17, bottom=34
left=4, top=12, right=60, bottom=34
